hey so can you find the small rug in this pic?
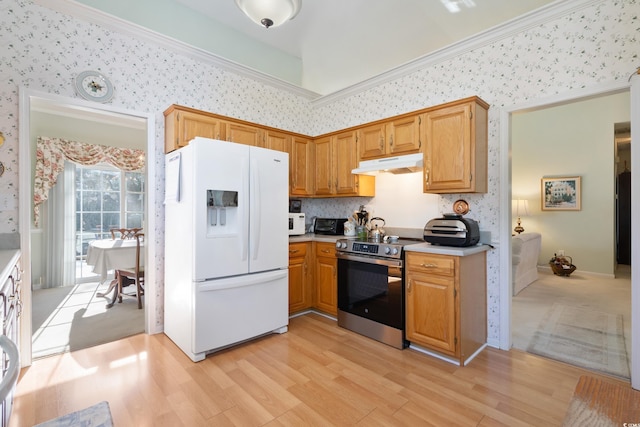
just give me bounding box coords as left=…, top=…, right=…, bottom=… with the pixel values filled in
left=527, top=303, right=629, bottom=378
left=34, top=401, right=113, bottom=427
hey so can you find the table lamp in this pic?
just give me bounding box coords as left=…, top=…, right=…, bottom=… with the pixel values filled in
left=512, top=199, right=530, bottom=235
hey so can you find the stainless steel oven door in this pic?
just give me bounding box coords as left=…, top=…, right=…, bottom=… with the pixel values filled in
left=336, top=252, right=404, bottom=330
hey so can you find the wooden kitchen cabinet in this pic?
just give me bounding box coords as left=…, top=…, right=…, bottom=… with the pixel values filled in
left=313, top=132, right=375, bottom=197
left=290, top=136, right=314, bottom=196
left=405, top=250, right=486, bottom=365
left=224, top=120, right=263, bottom=146
left=288, top=242, right=312, bottom=314
left=164, top=106, right=225, bottom=153
left=314, top=242, right=337, bottom=316
left=263, top=130, right=290, bottom=152
left=358, top=115, right=422, bottom=160
left=422, top=97, right=488, bottom=193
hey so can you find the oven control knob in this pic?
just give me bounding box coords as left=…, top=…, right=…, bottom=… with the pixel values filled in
left=391, top=248, right=399, bottom=255
left=336, top=241, right=347, bottom=249
left=384, top=246, right=391, bottom=255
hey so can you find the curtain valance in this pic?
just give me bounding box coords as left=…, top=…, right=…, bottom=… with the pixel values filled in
left=33, top=136, right=145, bottom=226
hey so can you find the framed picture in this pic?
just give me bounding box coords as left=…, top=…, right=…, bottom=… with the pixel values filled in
left=541, top=176, right=581, bottom=211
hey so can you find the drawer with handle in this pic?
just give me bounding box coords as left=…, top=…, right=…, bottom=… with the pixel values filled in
left=405, top=252, right=455, bottom=276
left=288, top=242, right=308, bottom=258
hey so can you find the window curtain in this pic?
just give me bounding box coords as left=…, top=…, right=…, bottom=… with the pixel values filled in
left=40, top=161, right=76, bottom=289
left=33, top=136, right=145, bottom=227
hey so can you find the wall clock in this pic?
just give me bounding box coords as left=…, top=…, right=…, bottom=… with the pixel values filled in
left=74, top=71, right=114, bottom=103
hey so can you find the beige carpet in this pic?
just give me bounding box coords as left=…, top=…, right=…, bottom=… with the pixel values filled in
left=32, top=281, right=144, bottom=359
left=528, top=303, right=629, bottom=378
left=512, top=267, right=631, bottom=376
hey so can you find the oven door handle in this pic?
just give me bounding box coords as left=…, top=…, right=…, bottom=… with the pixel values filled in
left=336, top=252, right=403, bottom=268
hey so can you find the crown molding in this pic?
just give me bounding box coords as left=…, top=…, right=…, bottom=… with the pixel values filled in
left=34, top=0, right=602, bottom=107
left=310, top=0, right=602, bottom=108
left=33, top=0, right=321, bottom=101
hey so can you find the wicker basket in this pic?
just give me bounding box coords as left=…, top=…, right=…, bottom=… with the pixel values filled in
left=549, top=255, right=576, bottom=276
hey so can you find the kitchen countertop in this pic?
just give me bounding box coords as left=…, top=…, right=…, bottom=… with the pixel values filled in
left=0, top=250, right=21, bottom=285
left=289, top=233, right=342, bottom=243
left=404, top=242, right=491, bottom=257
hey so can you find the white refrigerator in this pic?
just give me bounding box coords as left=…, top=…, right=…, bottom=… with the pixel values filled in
left=164, top=137, right=289, bottom=362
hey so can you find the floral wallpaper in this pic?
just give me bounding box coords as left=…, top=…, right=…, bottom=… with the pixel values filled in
left=308, top=0, right=639, bottom=344
left=0, top=0, right=638, bottom=342
left=0, top=0, right=313, bottom=329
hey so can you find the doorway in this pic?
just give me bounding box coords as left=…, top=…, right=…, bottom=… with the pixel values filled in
left=499, top=79, right=640, bottom=389
left=18, top=88, right=157, bottom=367
left=616, top=122, right=631, bottom=266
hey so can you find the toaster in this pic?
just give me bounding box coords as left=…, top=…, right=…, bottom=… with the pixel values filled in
left=423, top=214, right=480, bottom=247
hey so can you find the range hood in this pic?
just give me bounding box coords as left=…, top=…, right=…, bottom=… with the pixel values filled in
left=351, top=153, right=424, bottom=175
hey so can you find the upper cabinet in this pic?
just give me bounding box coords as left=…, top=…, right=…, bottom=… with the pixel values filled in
left=290, top=136, right=314, bottom=196
left=164, top=106, right=224, bottom=153
left=264, top=130, right=291, bottom=152
left=313, top=132, right=375, bottom=197
left=358, top=115, right=422, bottom=161
left=165, top=96, right=488, bottom=198
left=224, top=121, right=263, bottom=146
left=422, top=97, right=488, bottom=194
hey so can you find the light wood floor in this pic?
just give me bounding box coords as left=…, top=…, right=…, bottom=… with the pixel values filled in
left=10, top=313, right=630, bottom=426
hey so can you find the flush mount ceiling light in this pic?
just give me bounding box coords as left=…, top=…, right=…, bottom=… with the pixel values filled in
left=235, top=0, right=302, bottom=29
left=440, top=0, right=476, bottom=13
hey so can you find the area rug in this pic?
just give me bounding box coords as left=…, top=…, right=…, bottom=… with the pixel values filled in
left=34, top=401, right=113, bottom=427
left=527, top=303, right=629, bottom=378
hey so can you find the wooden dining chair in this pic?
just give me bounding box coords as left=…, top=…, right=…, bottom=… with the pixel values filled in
left=115, top=232, right=145, bottom=309
left=110, top=227, right=143, bottom=240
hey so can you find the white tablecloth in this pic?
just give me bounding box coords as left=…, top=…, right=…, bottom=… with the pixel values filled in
left=86, top=239, right=142, bottom=281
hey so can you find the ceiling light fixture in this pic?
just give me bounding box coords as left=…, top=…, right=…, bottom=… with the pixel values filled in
left=440, top=0, right=476, bottom=14
left=235, top=0, right=301, bottom=29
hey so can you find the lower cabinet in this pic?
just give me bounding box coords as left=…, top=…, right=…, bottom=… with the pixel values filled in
left=405, top=250, right=486, bottom=365
left=288, top=241, right=338, bottom=317
left=314, top=242, right=338, bottom=316
left=288, top=242, right=312, bottom=314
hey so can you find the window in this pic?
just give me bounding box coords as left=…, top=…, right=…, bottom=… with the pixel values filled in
left=75, top=165, right=145, bottom=258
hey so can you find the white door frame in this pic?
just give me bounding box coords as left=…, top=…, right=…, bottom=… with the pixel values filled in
left=498, top=78, right=639, bottom=388
left=18, top=87, right=158, bottom=367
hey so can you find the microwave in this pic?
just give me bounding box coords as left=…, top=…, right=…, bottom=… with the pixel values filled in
left=288, top=213, right=306, bottom=235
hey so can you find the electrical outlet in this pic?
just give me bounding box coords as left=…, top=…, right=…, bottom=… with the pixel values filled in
left=558, top=250, right=564, bottom=256
left=0, top=193, right=16, bottom=211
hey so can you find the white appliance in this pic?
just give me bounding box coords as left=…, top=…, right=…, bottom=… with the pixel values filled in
left=288, top=213, right=305, bottom=235
left=351, top=153, right=423, bottom=175
left=164, top=137, right=289, bottom=362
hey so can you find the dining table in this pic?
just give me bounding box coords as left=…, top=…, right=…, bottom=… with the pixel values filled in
left=86, top=238, right=143, bottom=308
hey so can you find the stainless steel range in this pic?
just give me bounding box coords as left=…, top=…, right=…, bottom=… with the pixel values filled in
left=335, top=237, right=419, bottom=349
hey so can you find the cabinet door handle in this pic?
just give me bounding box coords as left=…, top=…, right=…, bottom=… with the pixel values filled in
left=289, top=249, right=299, bottom=254
left=407, top=279, right=412, bottom=292
left=379, top=136, right=384, bottom=151
left=389, top=134, right=394, bottom=146
left=321, top=249, right=331, bottom=254
left=425, top=169, right=430, bottom=186
left=421, top=263, right=437, bottom=268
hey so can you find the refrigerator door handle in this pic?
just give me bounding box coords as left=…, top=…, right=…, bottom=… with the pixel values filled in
left=241, top=158, right=249, bottom=262
left=250, top=157, right=260, bottom=260
left=197, top=270, right=287, bottom=292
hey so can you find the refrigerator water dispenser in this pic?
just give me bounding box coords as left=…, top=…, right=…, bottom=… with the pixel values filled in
left=207, top=190, right=238, bottom=233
